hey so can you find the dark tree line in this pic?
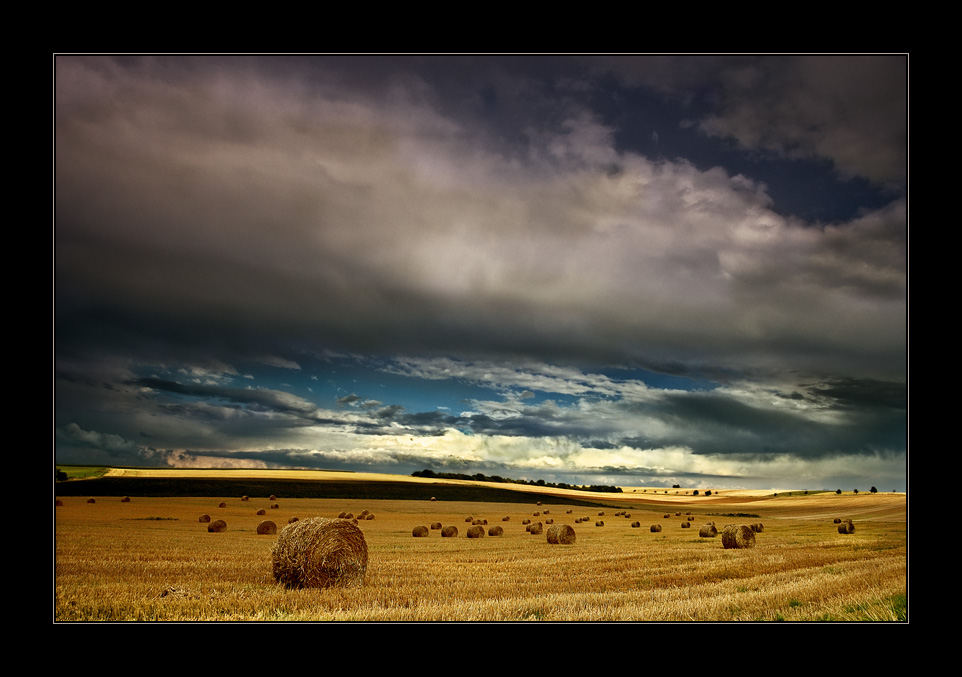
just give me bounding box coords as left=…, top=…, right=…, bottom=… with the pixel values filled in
left=411, top=469, right=623, bottom=493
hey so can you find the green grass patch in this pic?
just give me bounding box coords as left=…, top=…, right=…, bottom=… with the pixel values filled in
left=56, top=466, right=110, bottom=480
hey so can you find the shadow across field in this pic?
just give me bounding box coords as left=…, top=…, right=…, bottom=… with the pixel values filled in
left=54, top=476, right=604, bottom=507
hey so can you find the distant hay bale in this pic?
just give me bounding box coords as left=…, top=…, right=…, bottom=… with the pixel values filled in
left=502, top=516, right=510, bottom=521
left=488, top=525, right=504, bottom=536
left=534, top=511, right=540, bottom=516
left=343, top=513, right=354, bottom=520
left=271, top=517, right=368, bottom=589
left=430, top=497, right=436, bottom=501
left=543, top=509, right=550, bottom=514
left=87, top=498, right=95, bottom=504
left=537, top=501, right=542, bottom=506
left=365, top=514, right=375, bottom=520
left=338, top=512, right=347, bottom=518
left=833, top=518, right=842, bottom=524
left=675, top=512, right=681, bottom=516
left=218, top=502, right=227, bottom=508
left=257, top=520, right=277, bottom=535
left=412, top=525, right=429, bottom=537
left=751, top=523, right=764, bottom=533
left=199, top=514, right=211, bottom=523
left=650, top=524, right=662, bottom=533
left=566, top=509, right=573, bottom=514
left=256, top=509, right=266, bottom=515
left=598, top=511, right=605, bottom=516
left=575, top=518, right=582, bottom=523
left=699, top=524, right=718, bottom=538
left=546, top=518, right=554, bottom=524
left=687, top=516, right=694, bottom=521
left=522, top=518, right=531, bottom=525
left=467, top=525, right=486, bottom=538
left=681, top=521, right=691, bottom=528
left=55, top=499, right=63, bottom=507
left=631, top=521, right=641, bottom=528
left=441, top=525, right=458, bottom=537
left=271, top=504, right=279, bottom=509
left=431, top=522, right=442, bottom=530
left=269, top=495, right=277, bottom=501
left=121, top=496, right=131, bottom=503
left=721, top=525, right=756, bottom=549
left=465, top=516, right=474, bottom=523
left=473, top=519, right=484, bottom=525
left=208, top=519, right=227, bottom=533
left=288, top=516, right=299, bottom=523
left=241, top=496, right=249, bottom=501
left=546, top=523, right=576, bottom=544
left=595, top=521, right=604, bottom=527
left=838, top=520, right=855, bottom=534
left=663, top=513, right=670, bottom=519
left=528, top=522, right=543, bottom=534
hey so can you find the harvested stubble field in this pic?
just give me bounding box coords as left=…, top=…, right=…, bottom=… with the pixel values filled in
left=54, top=473, right=907, bottom=622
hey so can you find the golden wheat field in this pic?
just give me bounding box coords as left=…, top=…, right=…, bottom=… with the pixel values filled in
left=54, top=473, right=907, bottom=622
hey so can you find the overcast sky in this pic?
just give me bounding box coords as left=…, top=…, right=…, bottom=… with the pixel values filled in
left=54, top=54, right=908, bottom=491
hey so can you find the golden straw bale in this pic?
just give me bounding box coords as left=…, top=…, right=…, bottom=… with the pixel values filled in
left=412, top=525, right=429, bottom=537
left=502, top=516, right=510, bottom=521
left=465, top=516, right=474, bottom=523
left=242, top=496, right=249, bottom=501
left=522, top=518, right=531, bottom=525
left=488, top=525, right=504, bottom=536
left=631, top=521, right=641, bottom=528
left=595, top=521, right=604, bottom=527
left=663, top=513, right=670, bottom=518
left=721, top=525, right=756, bottom=549
left=271, top=504, right=279, bottom=509
left=473, top=519, right=484, bottom=525
left=699, top=524, right=718, bottom=538
left=365, top=514, right=375, bottom=520
left=681, top=522, right=691, bottom=528
left=208, top=519, right=227, bottom=533
left=121, top=496, right=131, bottom=503
left=56, top=499, right=63, bottom=507
left=288, top=516, right=299, bottom=523
left=256, top=509, right=266, bottom=515
left=650, top=524, right=662, bottom=532
left=257, top=520, right=277, bottom=535
left=546, top=518, right=554, bottom=524
left=430, top=522, right=442, bottom=530
left=199, top=514, right=211, bottom=523
left=441, top=525, right=458, bottom=537
left=87, top=498, right=95, bottom=504
left=218, top=502, right=227, bottom=508
left=467, top=525, right=486, bottom=538
left=751, top=523, right=764, bottom=533
left=269, top=495, right=277, bottom=501
left=833, top=518, right=842, bottom=524
left=546, top=523, right=576, bottom=544
left=528, top=522, right=544, bottom=534
left=838, top=520, right=855, bottom=534
left=271, top=517, right=368, bottom=589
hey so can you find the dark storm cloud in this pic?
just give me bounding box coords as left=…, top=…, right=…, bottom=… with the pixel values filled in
left=54, top=54, right=907, bottom=489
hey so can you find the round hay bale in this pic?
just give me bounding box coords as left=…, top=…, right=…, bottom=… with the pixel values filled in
left=537, top=501, right=542, bottom=506
left=465, top=516, right=474, bottom=523
left=365, top=514, right=375, bottom=520
left=430, top=522, right=442, bottom=530
left=441, top=525, right=458, bottom=538
left=595, top=520, right=604, bottom=527
left=522, top=518, right=531, bottom=525
left=218, top=502, right=227, bottom=508
left=721, top=525, right=756, bottom=549
left=699, top=524, right=718, bottom=538
left=598, top=511, right=605, bottom=516
left=681, top=521, right=691, bottom=528
left=528, top=522, right=543, bottom=534
left=488, top=525, right=504, bottom=536
left=87, top=498, right=95, bottom=504
left=675, top=512, right=681, bottom=516
left=343, top=512, right=354, bottom=519
left=650, top=524, right=662, bottom=533
left=121, top=496, right=131, bottom=503
left=199, top=514, right=211, bottom=523
left=430, top=496, right=436, bottom=501
left=663, top=513, right=670, bottom=519
left=271, top=504, right=279, bottom=509
left=838, top=520, right=855, bottom=534
left=256, top=509, right=266, bottom=515
left=687, top=516, right=694, bottom=521
left=546, top=518, right=554, bottom=524
left=631, top=521, right=641, bottom=528
left=208, top=519, right=227, bottom=533
left=533, top=511, right=540, bottom=516
left=271, top=517, right=368, bottom=589
left=751, top=523, right=764, bottom=533
left=467, top=525, right=485, bottom=538
left=566, top=509, right=573, bottom=514
left=502, top=516, right=510, bottom=521
left=338, top=512, right=347, bottom=518
left=575, top=518, right=582, bottom=523
left=269, top=494, right=277, bottom=501
left=55, top=499, right=64, bottom=507
left=833, top=517, right=842, bottom=524
left=473, top=519, right=484, bottom=525
left=257, top=520, right=277, bottom=535
left=412, top=525, right=429, bottom=537
left=241, top=495, right=249, bottom=501
left=546, top=523, right=576, bottom=545
left=288, top=516, right=299, bottom=523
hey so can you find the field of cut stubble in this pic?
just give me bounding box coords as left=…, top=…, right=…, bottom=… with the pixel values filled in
left=54, top=484, right=907, bottom=622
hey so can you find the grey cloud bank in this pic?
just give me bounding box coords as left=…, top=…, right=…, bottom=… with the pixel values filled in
left=54, top=55, right=907, bottom=491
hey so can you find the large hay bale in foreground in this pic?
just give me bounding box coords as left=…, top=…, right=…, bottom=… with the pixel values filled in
left=546, top=523, right=576, bottom=545
left=467, top=525, right=485, bottom=538
left=721, top=525, right=755, bottom=549
left=271, top=517, right=368, bottom=589
left=699, top=524, right=718, bottom=538
left=208, top=519, right=227, bottom=533
left=257, top=520, right=277, bottom=535
left=650, top=524, right=662, bottom=533
left=412, top=525, right=429, bottom=537
left=441, top=525, right=458, bottom=538
left=838, top=520, right=855, bottom=534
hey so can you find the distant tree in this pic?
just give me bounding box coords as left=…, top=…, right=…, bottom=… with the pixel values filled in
left=836, top=489, right=842, bottom=494
left=853, top=489, right=859, bottom=495
left=56, top=467, right=68, bottom=482
left=704, top=490, right=712, bottom=496
left=870, top=486, right=878, bottom=494
left=692, top=489, right=699, bottom=496
left=672, top=484, right=680, bottom=488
